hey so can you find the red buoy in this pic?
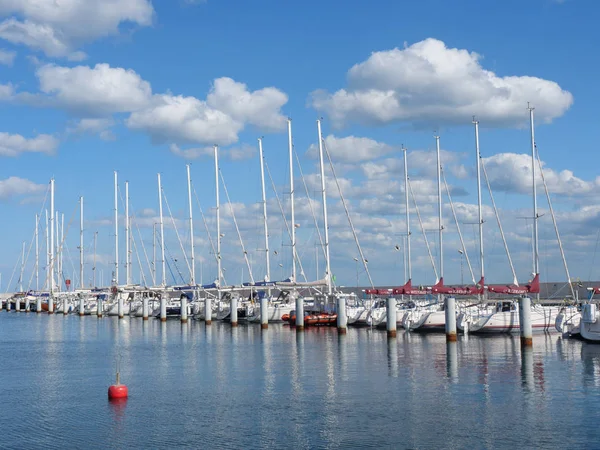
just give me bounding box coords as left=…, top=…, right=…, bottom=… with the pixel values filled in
left=108, top=372, right=128, bottom=400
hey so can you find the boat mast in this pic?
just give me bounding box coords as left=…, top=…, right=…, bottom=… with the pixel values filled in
left=19, top=241, right=25, bottom=292
left=60, top=213, right=64, bottom=289
left=35, top=214, right=39, bottom=291
left=80, top=196, right=84, bottom=289
left=49, top=179, right=55, bottom=295
left=403, top=145, right=412, bottom=282
left=93, top=231, right=97, bottom=287
left=214, top=145, right=222, bottom=295
left=435, top=135, right=444, bottom=283
left=114, top=171, right=119, bottom=286
left=186, top=164, right=195, bottom=285
left=258, top=138, right=271, bottom=286
left=317, top=119, right=332, bottom=295
left=152, top=223, right=156, bottom=286
left=528, top=104, right=540, bottom=285
left=474, top=118, right=485, bottom=289
left=125, top=181, right=131, bottom=285
left=157, top=173, right=166, bottom=287
left=287, top=119, right=297, bottom=283
left=45, top=210, right=49, bottom=291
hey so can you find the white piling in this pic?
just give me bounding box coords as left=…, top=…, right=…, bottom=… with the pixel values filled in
left=386, top=297, right=397, bottom=338
left=36, top=297, right=42, bottom=313
left=295, top=295, right=304, bottom=331
left=142, top=297, right=149, bottom=321
left=230, top=296, right=238, bottom=327
left=79, top=297, right=85, bottom=317
left=48, top=297, right=54, bottom=314
left=160, top=295, right=167, bottom=322
left=519, top=296, right=533, bottom=347
left=25, top=298, right=31, bottom=313
left=445, top=296, right=457, bottom=342
left=118, top=295, right=124, bottom=319
left=63, top=298, right=69, bottom=315
left=15, top=297, right=21, bottom=312
left=97, top=297, right=103, bottom=318
left=181, top=296, right=188, bottom=323
left=205, top=297, right=212, bottom=325
left=337, top=295, right=347, bottom=334
left=260, top=296, right=268, bottom=330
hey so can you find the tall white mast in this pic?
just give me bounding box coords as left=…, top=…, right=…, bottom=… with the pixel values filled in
left=60, top=213, right=64, bottom=289
left=287, top=119, right=297, bottom=282
left=317, top=119, right=332, bottom=294
left=474, top=118, right=484, bottom=282
left=19, top=241, right=25, bottom=292
left=214, top=145, right=222, bottom=293
left=125, top=181, right=130, bottom=285
left=93, top=231, right=97, bottom=287
left=49, top=179, right=55, bottom=294
left=157, top=173, right=166, bottom=286
left=45, top=210, right=49, bottom=291
left=435, top=135, right=444, bottom=283
left=528, top=104, right=539, bottom=278
left=152, top=223, right=156, bottom=286
left=258, top=138, right=271, bottom=284
left=114, top=171, right=119, bottom=285
left=403, top=145, right=412, bottom=282
left=80, top=197, right=84, bottom=289
left=55, top=210, right=59, bottom=290
left=186, top=164, right=196, bottom=285
left=35, top=214, right=39, bottom=291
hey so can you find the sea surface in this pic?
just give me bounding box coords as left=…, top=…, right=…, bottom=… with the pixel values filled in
left=0, top=313, right=599, bottom=449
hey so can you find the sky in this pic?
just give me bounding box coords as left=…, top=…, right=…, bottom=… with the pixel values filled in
left=0, top=0, right=598, bottom=292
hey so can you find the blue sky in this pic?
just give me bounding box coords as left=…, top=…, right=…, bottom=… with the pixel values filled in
left=0, top=0, right=597, bottom=291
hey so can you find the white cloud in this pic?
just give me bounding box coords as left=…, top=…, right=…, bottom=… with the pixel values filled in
left=482, top=152, right=600, bottom=196
left=207, top=77, right=288, bottom=132
left=37, top=63, right=152, bottom=115
left=0, top=47, right=15, bottom=65
left=306, top=134, right=396, bottom=163
left=169, top=143, right=213, bottom=159
left=311, top=38, right=573, bottom=128
left=0, top=132, right=58, bottom=156
left=0, top=82, right=13, bottom=99
left=128, top=94, right=242, bottom=145
left=0, top=176, right=45, bottom=198
left=0, top=0, right=154, bottom=59
left=68, top=118, right=116, bottom=140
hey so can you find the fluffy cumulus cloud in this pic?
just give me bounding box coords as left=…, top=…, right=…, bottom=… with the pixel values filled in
left=0, top=132, right=58, bottom=156
left=311, top=38, right=573, bottom=128
left=0, top=176, right=45, bottom=198
left=37, top=63, right=152, bottom=115
left=0, top=0, right=154, bottom=59
left=68, top=117, right=116, bottom=140
left=306, top=134, right=396, bottom=163
left=482, top=152, right=600, bottom=196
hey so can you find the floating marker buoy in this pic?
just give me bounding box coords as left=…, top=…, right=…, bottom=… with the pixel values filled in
left=108, top=371, right=128, bottom=400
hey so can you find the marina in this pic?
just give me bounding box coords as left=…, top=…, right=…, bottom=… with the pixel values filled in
left=1, top=312, right=600, bottom=448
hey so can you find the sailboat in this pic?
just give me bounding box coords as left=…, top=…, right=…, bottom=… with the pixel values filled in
left=458, top=108, right=561, bottom=334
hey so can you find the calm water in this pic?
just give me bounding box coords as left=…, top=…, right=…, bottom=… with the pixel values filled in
left=0, top=313, right=599, bottom=449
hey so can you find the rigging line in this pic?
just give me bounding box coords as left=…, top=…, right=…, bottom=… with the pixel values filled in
left=129, top=211, right=153, bottom=286
left=192, top=184, right=224, bottom=283
left=164, top=239, right=185, bottom=285
left=162, top=189, right=192, bottom=278
left=219, top=169, right=254, bottom=284
left=480, top=156, right=518, bottom=285
left=535, top=144, right=575, bottom=300
left=323, top=138, right=374, bottom=289
left=408, top=177, right=438, bottom=281
left=441, top=167, right=476, bottom=284
left=24, top=185, right=50, bottom=290
left=6, top=249, right=20, bottom=293
left=264, top=160, right=309, bottom=282
left=294, top=146, right=326, bottom=260
left=130, top=225, right=147, bottom=286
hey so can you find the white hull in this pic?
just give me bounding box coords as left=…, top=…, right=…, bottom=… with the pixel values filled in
left=458, top=304, right=560, bottom=334
left=555, top=306, right=581, bottom=337
left=580, top=304, right=600, bottom=342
